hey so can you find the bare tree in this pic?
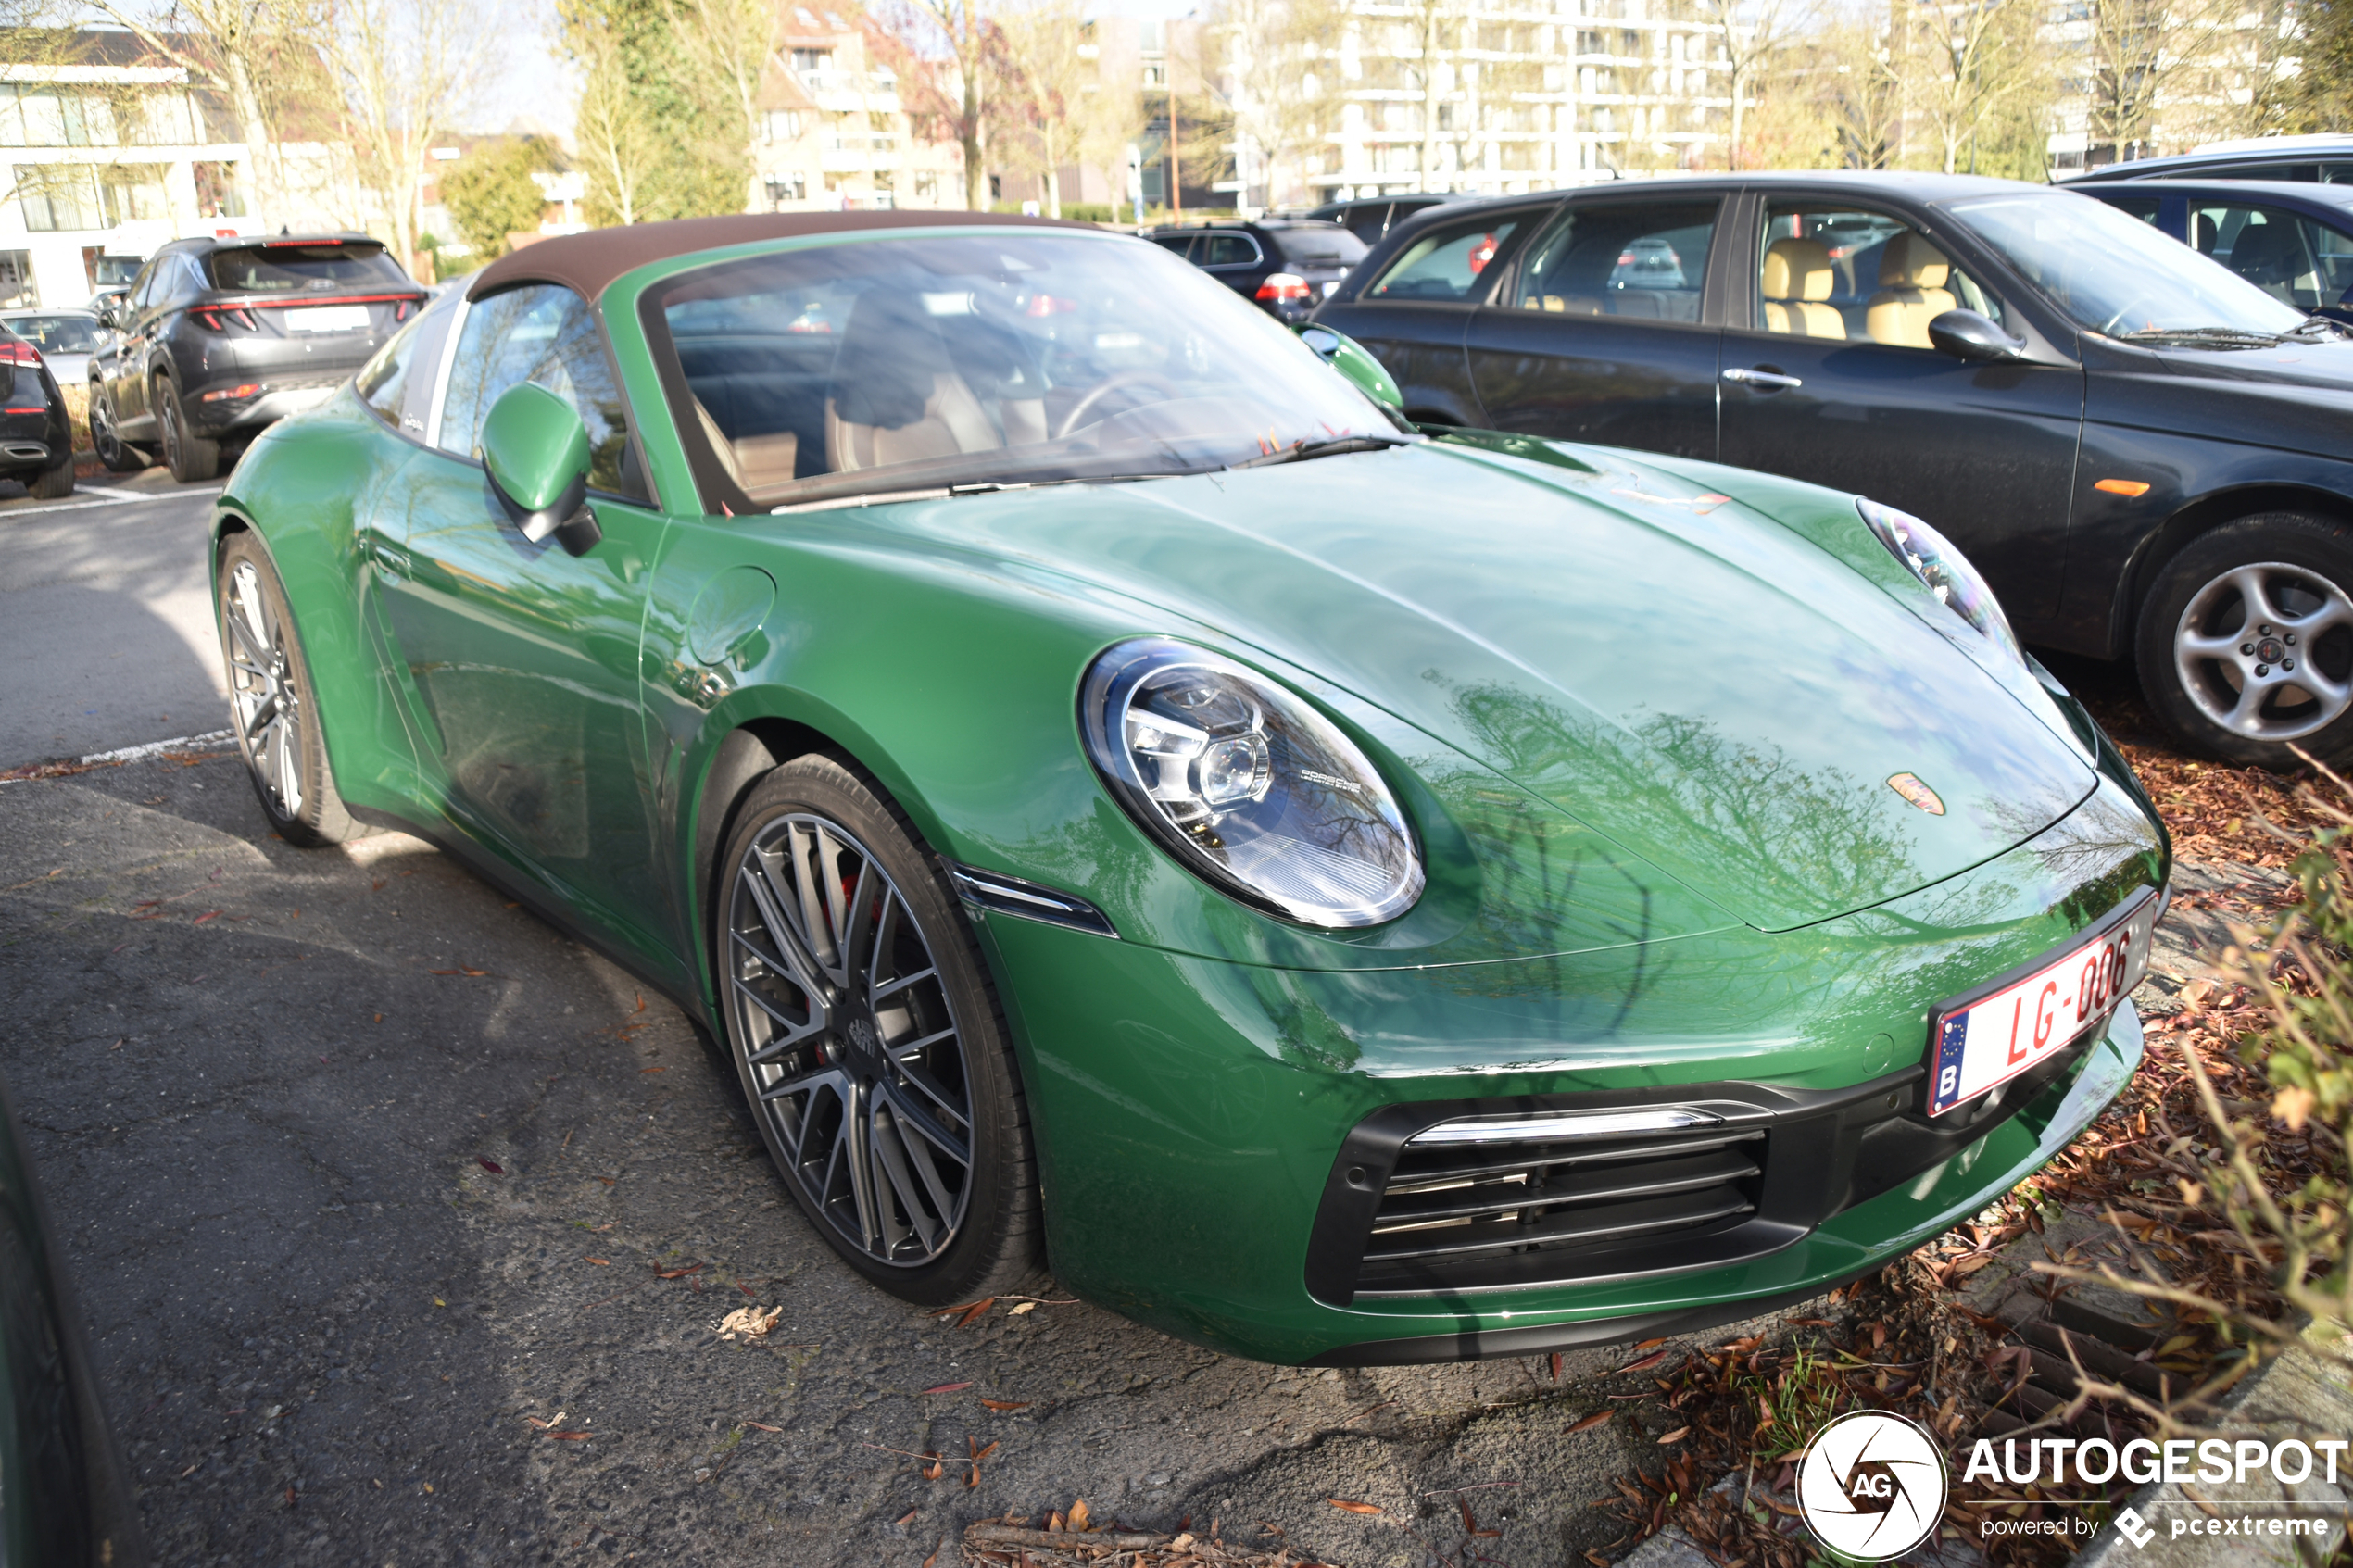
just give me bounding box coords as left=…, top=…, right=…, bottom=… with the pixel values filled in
left=82, top=0, right=328, bottom=220
left=993, top=0, right=1140, bottom=218
left=1199, top=0, right=1337, bottom=209
left=1687, top=0, right=1811, bottom=169
left=319, top=0, right=490, bottom=268
left=1908, top=0, right=2046, bottom=172
left=561, top=0, right=654, bottom=225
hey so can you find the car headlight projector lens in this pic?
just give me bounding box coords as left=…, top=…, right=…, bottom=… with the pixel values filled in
left=1080, top=638, right=1424, bottom=926
left=1857, top=496, right=2023, bottom=666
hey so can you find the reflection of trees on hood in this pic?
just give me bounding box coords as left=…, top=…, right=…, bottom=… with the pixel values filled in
left=1447, top=679, right=1916, bottom=927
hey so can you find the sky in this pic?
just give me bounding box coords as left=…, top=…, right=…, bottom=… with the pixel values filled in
left=486, top=0, right=1201, bottom=142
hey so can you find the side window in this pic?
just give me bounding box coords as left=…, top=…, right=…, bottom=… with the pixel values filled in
left=1508, top=199, right=1717, bottom=322
left=2193, top=203, right=2339, bottom=310
left=437, top=283, right=642, bottom=498
left=1365, top=210, right=1529, bottom=302
left=1755, top=204, right=2005, bottom=349
left=356, top=310, right=425, bottom=424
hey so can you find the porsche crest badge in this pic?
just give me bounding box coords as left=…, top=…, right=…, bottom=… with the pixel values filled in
left=1887, top=773, right=1945, bottom=816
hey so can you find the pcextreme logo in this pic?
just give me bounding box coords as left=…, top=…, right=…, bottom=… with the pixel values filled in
left=1795, top=1411, right=1948, bottom=1561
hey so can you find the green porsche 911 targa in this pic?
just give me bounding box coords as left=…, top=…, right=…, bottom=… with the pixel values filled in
left=208, top=211, right=2167, bottom=1366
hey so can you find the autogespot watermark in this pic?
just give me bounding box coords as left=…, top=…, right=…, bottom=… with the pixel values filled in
left=1795, top=1424, right=2346, bottom=1554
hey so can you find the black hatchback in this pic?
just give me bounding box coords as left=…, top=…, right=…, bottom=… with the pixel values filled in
left=88, top=233, right=426, bottom=483
left=1312, top=170, right=2353, bottom=767
left=0, top=320, right=73, bottom=498
left=1150, top=220, right=1367, bottom=322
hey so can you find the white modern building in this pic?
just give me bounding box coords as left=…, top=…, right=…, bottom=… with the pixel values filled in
left=0, top=31, right=267, bottom=310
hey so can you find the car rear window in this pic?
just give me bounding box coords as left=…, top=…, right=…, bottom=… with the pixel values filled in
left=1275, top=227, right=1367, bottom=265
left=205, top=243, right=409, bottom=293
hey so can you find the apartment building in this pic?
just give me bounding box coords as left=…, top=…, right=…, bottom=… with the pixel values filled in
left=752, top=6, right=964, bottom=213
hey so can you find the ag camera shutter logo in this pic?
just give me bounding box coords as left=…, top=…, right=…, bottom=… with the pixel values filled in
left=1796, top=1410, right=1948, bottom=1561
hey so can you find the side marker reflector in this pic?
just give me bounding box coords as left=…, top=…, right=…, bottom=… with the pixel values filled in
left=2095, top=478, right=2152, bottom=497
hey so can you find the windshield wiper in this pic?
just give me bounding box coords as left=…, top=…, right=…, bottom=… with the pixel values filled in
left=2118, top=325, right=2296, bottom=348
left=1227, top=433, right=1417, bottom=470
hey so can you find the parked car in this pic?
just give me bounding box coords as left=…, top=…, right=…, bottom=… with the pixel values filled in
left=0, top=1070, right=149, bottom=1566
left=2080, top=179, right=2353, bottom=323
left=1312, top=170, right=2353, bottom=767
left=1149, top=218, right=1366, bottom=321
left=0, top=320, right=74, bottom=498
left=87, top=232, right=426, bottom=483
left=208, top=210, right=2164, bottom=1366
left=1303, top=193, right=1466, bottom=245
left=2059, top=133, right=2353, bottom=185
left=2, top=308, right=110, bottom=386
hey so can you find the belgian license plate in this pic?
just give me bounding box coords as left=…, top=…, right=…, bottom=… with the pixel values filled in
left=288, top=305, right=370, bottom=332
left=1926, top=892, right=2161, bottom=1117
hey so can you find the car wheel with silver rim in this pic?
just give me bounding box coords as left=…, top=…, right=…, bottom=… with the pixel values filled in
left=215, top=532, right=363, bottom=846
left=715, top=753, right=1043, bottom=1303
left=2138, top=511, right=2353, bottom=765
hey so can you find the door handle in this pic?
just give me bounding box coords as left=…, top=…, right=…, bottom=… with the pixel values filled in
left=1722, top=367, right=1804, bottom=390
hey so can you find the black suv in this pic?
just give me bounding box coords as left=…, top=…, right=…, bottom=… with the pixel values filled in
left=0, top=320, right=73, bottom=498
left=1313, top=170, right=2353, bottom=767
left=1149, top=220, right=1367, bottom=322
left=88, top=233, right=426, bottom=483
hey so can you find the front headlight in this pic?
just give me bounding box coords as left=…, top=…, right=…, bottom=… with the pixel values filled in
left=1857, top=497, right=2023, bottom=666
left=1079, top=637, right=1424, bottom=927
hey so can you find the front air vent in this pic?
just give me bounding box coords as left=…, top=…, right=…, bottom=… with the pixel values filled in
left=1352, top=1120, right=1767, bottom=1296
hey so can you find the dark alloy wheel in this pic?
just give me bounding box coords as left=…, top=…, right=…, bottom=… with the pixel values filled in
left=87, top=383, right=145, bottom=472
left=716, top=755, right=1042, bottom=1304
left=157, top=375, right=219, bottom=483
left=216, top=533, right=364, bottom=845
left=2138, top=511, right=2353, bottom=766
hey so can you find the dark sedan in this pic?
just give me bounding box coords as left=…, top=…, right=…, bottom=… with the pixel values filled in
left=1150, top=219, right=1366, bottom=321
left=88, top=233, right=426, bottom=483
left=2060, top=134, right=2353, bottom=185
left=1311, top=170, right=2353, bottom=767
left=0, top=1070, right=146, bottom=1565
left=2082, top=179, right=2353, bottom=323
left=0, top=320, right=74, bottom=498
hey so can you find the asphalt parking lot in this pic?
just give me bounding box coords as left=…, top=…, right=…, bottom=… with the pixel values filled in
left=0, top=480, right=1797, bottom=1566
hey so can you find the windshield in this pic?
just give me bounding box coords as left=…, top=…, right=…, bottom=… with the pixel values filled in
left=1948, top=190, right=2310, bottom=341
left=655, top=230, right=1399, bottom=510
left=205, top=243, right=409, bottom=294
left=3, top=314, right=100, bottom=352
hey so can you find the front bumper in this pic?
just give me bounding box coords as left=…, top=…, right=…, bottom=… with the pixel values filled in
left=972, top=767, right=2162, bottom=1364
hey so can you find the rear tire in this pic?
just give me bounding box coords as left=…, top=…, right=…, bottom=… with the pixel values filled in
left=2136, top=511, right=2353, bottom=767
left=28, top=455, right=72, bottom=498
left=216, top=532, right=365, bottom=846
left=714, top=753, right=1045, bottom=1306
left=157, top=375, right=219, bottom=483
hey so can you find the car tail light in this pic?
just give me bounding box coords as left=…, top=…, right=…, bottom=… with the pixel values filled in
left=1255, top=272, right=1312, bottom=304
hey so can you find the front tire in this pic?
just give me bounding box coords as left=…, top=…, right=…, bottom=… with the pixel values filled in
left=157, top=375, right=219, bottom=483
left=88, top=383, right=146, bottom=472
left=2136, top=511, right=2353, bottom=766
left=715, top=754, right=1043, bottom=1305
left=216, top=533, right=364, bottom=846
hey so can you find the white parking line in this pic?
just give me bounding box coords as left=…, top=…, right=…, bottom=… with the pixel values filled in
left=0, top=483, right=224, bottom=520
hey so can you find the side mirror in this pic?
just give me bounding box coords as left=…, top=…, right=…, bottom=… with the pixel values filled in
left=1928, top=308, right=2028, bottom=364
left=1294, top=323, right=1403, bottom=412
left=480, top=383, right=601, bottom=556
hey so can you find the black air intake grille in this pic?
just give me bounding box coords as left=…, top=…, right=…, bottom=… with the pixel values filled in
left=1354, top=1126, right=1766, bottom=1292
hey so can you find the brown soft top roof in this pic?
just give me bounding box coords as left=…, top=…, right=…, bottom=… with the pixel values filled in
left=464, top=211, right=1100, bottom=304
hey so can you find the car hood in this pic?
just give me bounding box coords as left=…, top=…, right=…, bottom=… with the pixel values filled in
left=862, top=441, right=2099, bottom=932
